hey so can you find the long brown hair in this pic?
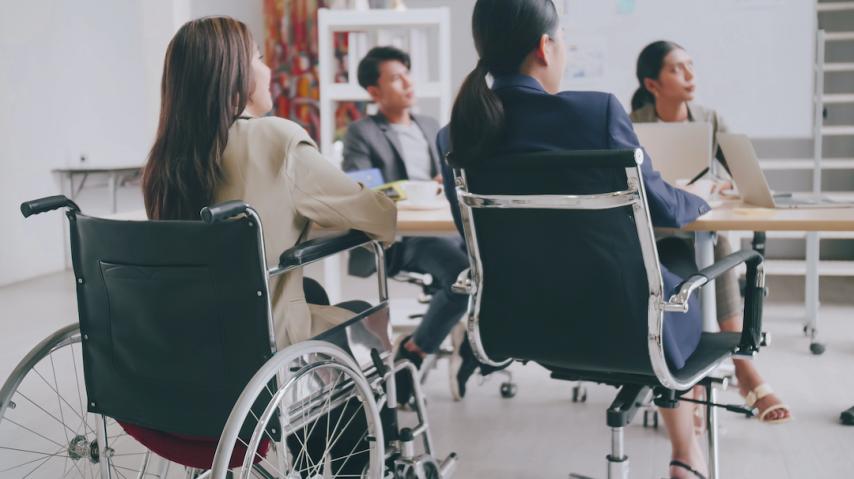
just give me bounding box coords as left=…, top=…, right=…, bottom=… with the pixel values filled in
left=143, top=17, right=255, bottom=220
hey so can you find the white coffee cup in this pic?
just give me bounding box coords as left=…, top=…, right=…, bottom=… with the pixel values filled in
left=402, top=181, right=440, bottom=205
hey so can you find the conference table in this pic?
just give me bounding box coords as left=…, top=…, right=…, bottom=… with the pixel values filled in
left=108, top=200, right=854, bottom=351
left=377, top=200, right=854, bottom=351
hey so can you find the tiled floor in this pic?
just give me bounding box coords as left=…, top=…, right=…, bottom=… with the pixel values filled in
left=1, top=269, right=853, bottom=478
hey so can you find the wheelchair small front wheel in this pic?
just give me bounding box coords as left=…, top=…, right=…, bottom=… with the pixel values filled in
left=212, top=341, right=385, bottom=479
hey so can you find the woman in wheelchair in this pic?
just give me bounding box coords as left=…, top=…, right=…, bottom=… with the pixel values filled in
left=436, top=1, right=723, bottom=477
left=142, top=17, right=396, bottom=348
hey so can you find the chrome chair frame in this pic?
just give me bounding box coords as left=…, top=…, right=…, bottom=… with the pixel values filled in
left=451, top=149, right=765, bottom=479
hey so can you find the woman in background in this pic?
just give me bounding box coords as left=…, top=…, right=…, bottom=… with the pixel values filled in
left=630, top=40, right=791, bottom=427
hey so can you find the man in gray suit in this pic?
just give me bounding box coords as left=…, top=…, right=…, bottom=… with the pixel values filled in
left=343, top=46, right=476, bottom=402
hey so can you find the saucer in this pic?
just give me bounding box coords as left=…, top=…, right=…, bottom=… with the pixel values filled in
left=397, top=199, right=447, bottom=211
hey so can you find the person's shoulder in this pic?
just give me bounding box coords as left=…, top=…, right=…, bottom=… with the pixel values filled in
left=346, top=115, right=380, bottom=135
left=412, top=113, right=439, bottom=129
left=553, top=90, right=622, bottom=115
left=687, top=102, right=719, bottom=123
left=629, top=103, right=656, bottom=123
left=555, top=89, right=613, bottom=104
left=234, top=116, right=312, bottom=144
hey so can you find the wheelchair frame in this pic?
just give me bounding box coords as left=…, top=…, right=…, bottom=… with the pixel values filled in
left=1, top=196, right=456, bottom=479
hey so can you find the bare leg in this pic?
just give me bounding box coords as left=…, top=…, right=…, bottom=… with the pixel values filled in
left=719, top=315, right=790, bottom=422
left=660, top=389, right=709, bottom=478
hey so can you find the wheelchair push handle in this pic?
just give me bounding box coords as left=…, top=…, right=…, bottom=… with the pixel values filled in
left=20, top=195, right=80, bottom=218
left=200, top=200, right=250, bottom=224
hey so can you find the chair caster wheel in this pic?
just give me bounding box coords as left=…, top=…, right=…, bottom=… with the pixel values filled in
left=572, top=384, right=587, bottom=403
left=499, top=382, right=517, bottom=398
left=810, top=342, right=826, bottom=355
left=643, top=409, right=659, bottom=429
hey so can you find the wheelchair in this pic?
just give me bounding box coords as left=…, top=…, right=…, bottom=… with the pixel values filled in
left=0, top=195, right=456, bottom=478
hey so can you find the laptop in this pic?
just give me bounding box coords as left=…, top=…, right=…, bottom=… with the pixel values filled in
left=633, top=122, right=713, bottom=184
left=718, top=133, right=851, bottom=209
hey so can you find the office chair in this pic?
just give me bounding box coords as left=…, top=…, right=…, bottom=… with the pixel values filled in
left=450, top=149, right=766, bottom=479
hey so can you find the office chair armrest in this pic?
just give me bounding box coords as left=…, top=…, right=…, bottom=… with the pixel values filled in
left=277, top=230, right=373, bottom=272
left=20, top=195, right=80, bottom=218
left=662, top=249, right=763, bottom=313
left=451, top=268, right=475, bottom=295
left=737, top=253, right=766, bottom=356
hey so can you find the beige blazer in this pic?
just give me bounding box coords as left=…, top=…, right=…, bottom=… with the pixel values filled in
left=214, top=117, right=397, bottom=349
left=629, top=102, right=729, bottom=165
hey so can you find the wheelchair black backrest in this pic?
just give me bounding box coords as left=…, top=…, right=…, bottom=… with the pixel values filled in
left=68, top=211, right=277, bottom=439
left=457, top=149, right=662, bottom=378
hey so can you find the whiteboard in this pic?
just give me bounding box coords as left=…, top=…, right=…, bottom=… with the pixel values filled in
left=559, top=0, right=815, bottom=138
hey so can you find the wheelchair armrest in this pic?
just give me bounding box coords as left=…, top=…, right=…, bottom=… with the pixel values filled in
left=21, top=195, right=80, bottom=218
left=451, top=268, right=474, bottom=295
left=278, top=230, right=373, bottom=272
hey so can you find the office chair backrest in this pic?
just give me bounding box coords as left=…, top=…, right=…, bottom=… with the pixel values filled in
left=67, top=212, right=277, bottom=439
left=456, top=149, right=665, bottom=377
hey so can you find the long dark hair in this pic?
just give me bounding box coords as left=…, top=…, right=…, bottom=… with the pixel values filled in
left=142, top=17, right=255, bottom=220
left=631, top=40, right=683, bottom=111
left=448, top=0, right=559, bottom=168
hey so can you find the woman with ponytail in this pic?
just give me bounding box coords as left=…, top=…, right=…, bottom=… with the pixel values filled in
left=631, top=41, right=792, bottom=429
left=436, top=1, right=722, bottom=477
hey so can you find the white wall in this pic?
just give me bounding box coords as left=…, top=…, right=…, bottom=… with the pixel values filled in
left=406, top=0, right=478, bottom=96
left=0, top=1, right=157, bottom=286
left=0, top=0, right=266, bottom=286
left=190, top=0, right=265, bottom=47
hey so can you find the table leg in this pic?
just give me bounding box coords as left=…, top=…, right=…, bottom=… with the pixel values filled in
left=695, top=231, right=718, bottom=332
left=324, top=255, right=342, bottom=305
left=804, top=232, right=824, bottom=354
left=108, top=173, right=118, bottom=213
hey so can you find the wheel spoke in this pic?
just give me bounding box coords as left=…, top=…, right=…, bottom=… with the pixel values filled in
left=235, top=436, right=285, bottom=478
left=308, top=400, right=364, bottom=478
left=4, top=417, right=67, bottom=448
left=297, top=368, right=344, bottom=473
left=48, top=351, right=80, bottom=443
left=331, top=430, right=369, bottom=476
left=18, top=445, right=67, bottom=478
left=15, top=390, right=81, bottom=437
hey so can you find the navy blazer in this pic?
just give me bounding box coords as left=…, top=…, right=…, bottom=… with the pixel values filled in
left=437, top=74, right=710, bottom=370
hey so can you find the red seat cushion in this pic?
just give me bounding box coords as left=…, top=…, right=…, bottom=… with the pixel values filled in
left=118, top=421, right=271, bottom=470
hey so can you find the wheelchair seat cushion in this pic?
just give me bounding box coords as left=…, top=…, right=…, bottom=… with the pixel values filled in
left=118, top=421, right=270, bottom=469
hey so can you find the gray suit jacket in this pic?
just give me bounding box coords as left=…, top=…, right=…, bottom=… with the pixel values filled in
left=342, top=112, right=441, bottom=181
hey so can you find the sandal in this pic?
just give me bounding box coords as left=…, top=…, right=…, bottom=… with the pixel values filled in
left=745, top=384, right=791, bottom=424
left=669, top=459, right=707, bottom=479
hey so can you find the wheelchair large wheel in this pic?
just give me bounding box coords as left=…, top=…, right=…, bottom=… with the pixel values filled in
left=212, top=341, right=385, bottom=478
left=0, top=324, right=162, bottom=478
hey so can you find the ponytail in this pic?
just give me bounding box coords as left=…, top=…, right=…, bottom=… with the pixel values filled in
left=631, top=86, right=655, bottom=111
left=448, top=61, right=504, bottom=168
